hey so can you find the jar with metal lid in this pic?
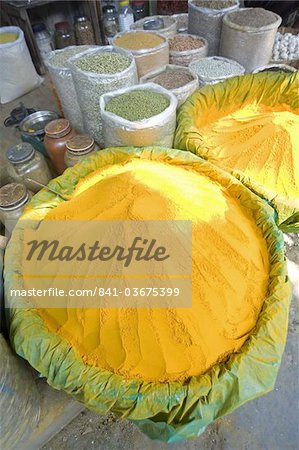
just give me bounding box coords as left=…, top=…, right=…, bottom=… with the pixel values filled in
left=74, top=16, right=95, bottom=45
left=0, top=183, right=31, bottom=231
left=103, top=5, right=119, bottom=43
left=44, top=119, right=77, bottom=174
left=132, top=1, right=146, bottom=21
left=6, top=143, right=52, bottom=193
left=54, top=21, right=75, bottom=49
left=65, top=135, right=98, bottom=167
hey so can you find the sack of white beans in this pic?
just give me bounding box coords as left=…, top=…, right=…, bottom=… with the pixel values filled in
left=189, top=56, right=245, bottom=85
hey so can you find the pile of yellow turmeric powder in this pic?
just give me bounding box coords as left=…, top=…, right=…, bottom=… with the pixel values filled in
left=197, top=104, right=299, bottom=201
left=38, top=159, right=269, bottom=382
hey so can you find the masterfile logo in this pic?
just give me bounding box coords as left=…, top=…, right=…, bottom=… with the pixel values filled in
left=11, top=220, right=193, bottom=308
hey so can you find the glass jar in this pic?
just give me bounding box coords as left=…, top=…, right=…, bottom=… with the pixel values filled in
left=44, top=119, right=77, bottom=175
left=65, top=135, right=98, bottom=167
left=32, top=22, right=53, bottom=61
left=54, top=21, right=75, bottom=49
left=132, top=1, right=146, bottom=21
left=0, top=183, right=31, bottom=231
left=103, top=5, right=119, bottom=43
left=6, top=143, right=52, bottom=193
left=74, top=16, right=95, bottom=45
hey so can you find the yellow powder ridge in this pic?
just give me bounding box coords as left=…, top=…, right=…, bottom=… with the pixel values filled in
left=195, top=104, right=299, bottom=201
left=114, top=31, right=165, bottom=51
left=38, top=159, right=269, bottom=382
left=0, top=32, right=18, bottom=44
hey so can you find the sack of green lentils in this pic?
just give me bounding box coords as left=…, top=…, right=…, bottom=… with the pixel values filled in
left=188, top=0, right=240, bottom=56
left=169, top=34, right=208, bottom=67
left=68, top=46, right=138, bottom=146
left=46, top=45, right=94, bottom=133
left=100, top=83, right=178, bottom=147
left=140, top=65, right=199, bottom=108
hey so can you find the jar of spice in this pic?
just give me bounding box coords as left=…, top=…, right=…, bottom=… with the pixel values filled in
left=54, top=21, right=75, bottom=49
left=0, top=183, right=31, bottom=230
left=44, top=119, right=76, bottom=174
left=74, top=16, right=95, bottom=45
left=65, top=135, right=98, bottom=167
left=6, top=143, right=52, bottom=193
left=103, top=5, right=119, bottom=43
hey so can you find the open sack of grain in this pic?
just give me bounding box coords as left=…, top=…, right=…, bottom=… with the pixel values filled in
left=113, top=31, right=169, bottom=79
left=68, top=46, right=138, bottom=146
left=46, top=45, right=95, bottom=133
left=188, top=0, right=240, bottom=56
left=0, top=26, right=42, bottom=104
left=140, top=65, right=198, bottom=107
left=175, top=71, right=299, bottom=232
left=5, top=147, right=290, bottom=442
left=100, top=84, right=177, bottom=147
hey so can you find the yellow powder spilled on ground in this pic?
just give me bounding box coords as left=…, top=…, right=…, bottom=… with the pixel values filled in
left=38, top=159, right=269, bottom=382
left=200, top=104, right=299, bottom=200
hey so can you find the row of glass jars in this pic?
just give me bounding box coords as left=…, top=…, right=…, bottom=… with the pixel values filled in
left=54, top=16, right=96, bottom=49
left=103, top=1, right=146, bottom=42
left=1, top=122, right=98, bottom=228
left=6, top=120, right=98, bottom=182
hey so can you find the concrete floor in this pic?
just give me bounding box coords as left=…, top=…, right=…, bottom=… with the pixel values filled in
left=1, top=79, right=299, bottom=450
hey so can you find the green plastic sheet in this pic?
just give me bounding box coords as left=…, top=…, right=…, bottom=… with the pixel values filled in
left=4, top=147, right=291, bottom=442
left=174, top=72, right=299, bottom=233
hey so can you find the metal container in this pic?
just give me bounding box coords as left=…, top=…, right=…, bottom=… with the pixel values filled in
left=19, top=110, right=60, bottom=138
left=143, top=18, right=164, bottom=31
left=131, top=15, right=177, bottom=38
left=19, top=110, right=60, bottom=156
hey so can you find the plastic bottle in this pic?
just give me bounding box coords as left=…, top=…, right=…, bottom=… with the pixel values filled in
left=32, top=23, right=53, bottom=60
left=118, top=0, right=134, bottom=32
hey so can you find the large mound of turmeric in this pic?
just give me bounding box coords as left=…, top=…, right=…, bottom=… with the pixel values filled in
left=174, top=73, right=299, bottom=229
left=38, top=158, right=269, bottom=382
left=198, top=105, right=299, bottom=200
